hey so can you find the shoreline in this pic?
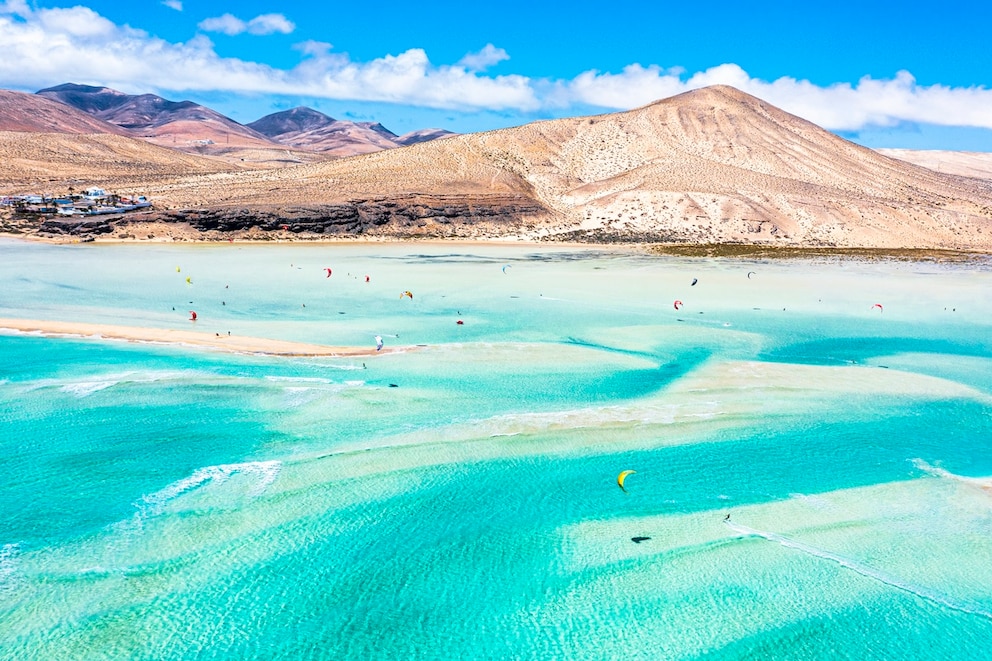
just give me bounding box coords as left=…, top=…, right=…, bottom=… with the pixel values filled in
left=2, top=230, right=989, bottom=263
left=0, top=318, right=404, bottom=357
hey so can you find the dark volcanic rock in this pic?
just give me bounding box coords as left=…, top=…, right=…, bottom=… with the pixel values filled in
left=23, top=194, right=547, bottom=239
left=149, top=194, right=547, bottom=237
left=38, top=216, right=116, bottom=235
left=19, top=194, right=548, bottom=239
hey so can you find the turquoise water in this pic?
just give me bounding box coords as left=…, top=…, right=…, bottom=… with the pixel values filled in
left=2, top=239, right=992, bottom=659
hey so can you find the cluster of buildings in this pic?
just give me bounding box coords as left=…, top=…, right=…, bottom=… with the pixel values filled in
left=1, top=187, right=151, bottom=217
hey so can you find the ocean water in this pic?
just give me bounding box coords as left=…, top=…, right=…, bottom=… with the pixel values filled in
left=1, top=239, right=991, bottom=659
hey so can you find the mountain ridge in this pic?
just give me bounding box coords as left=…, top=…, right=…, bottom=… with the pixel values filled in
left=248, top=107, right=456, bottom=156
left=37, top=83, right=456, bottom=158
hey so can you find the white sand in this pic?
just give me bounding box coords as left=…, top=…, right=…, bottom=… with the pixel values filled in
left=0, top=317, right=403, bottom=356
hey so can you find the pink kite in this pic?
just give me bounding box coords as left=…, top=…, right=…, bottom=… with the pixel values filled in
left=673, top=300, right=683, bottom=310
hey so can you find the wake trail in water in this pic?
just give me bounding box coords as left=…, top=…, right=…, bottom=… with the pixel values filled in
left=726, top=521, right=992, bottom=622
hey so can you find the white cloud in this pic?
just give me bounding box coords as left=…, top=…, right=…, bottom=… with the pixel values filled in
left=294, top=40, right=333, bottom=57
left=162, top=0, right=182, bottom=11
left=246, top=13, right=294, bottom=35
left=2, top=4, right=992, bottom=133
left=197, top=13, right=246, bottom=36
left=198, top=12, right=294, bottom=36
left=0, top=0, right=29, bottom=17
left=35, top=6, right=117, bottom=38
left=458, top=44, right=509, bottom=72
left=564, top=63, right=992, bottom=131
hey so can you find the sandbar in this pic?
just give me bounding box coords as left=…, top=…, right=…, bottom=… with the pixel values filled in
left=0, top=317, right=401, bottom=356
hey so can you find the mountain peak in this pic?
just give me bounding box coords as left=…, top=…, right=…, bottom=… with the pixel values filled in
left=248, top=107, right=336, bottom=137
left=37, top=82, right=126, bottom=96
left=37, top=82, right=132, bottom=114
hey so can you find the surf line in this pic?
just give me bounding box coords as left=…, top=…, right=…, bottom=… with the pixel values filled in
left=725, top=521, right=992, bottom=622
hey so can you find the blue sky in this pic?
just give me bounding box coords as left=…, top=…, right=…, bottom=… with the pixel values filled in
left=2, top=0, right=991, bottom=149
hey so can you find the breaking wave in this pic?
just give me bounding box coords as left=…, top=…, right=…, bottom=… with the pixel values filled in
left=137, top=460, right=282, bottom=515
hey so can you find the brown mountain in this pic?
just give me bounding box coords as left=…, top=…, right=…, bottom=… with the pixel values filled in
left=120, top=85, right=992, bottom=249
left=35, top=84, right=327, bottom=167
left=0, top=89, right=130, bottom=135
left=248, top=107, right=455, bottom=157
left=37, top=83, right=275, bottom=147
left=395, top=128, right=457, bottom=147
left=247, top=107, right=333, bottom=136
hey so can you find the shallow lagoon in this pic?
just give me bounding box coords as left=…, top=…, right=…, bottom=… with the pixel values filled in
left=2, top=240, right=991, bottom=659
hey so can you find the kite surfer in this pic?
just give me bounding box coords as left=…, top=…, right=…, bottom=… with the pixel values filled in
left=617, top=470, right=636, bottom=492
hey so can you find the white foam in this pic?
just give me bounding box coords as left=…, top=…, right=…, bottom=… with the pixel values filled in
left=912, top=459, right=992, bottom=493
left=59, top=380, right=118, bottom=397
left=23, top=369, right=211, bottom=398
left=726, top=520, right=992, bottom=622
left=138, top=460, right=282, bottom=514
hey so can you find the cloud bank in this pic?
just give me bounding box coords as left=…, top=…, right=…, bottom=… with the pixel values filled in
left=1, top=4, right=991, bottom=132
left=198, top=13, right=295, bottom=36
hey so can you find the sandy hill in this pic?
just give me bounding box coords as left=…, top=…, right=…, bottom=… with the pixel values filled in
left=118, top=85, right=992, bottom=249
left=0, top=89, right=130, bottom=135
left=0, top=88, right=240, bottom=191
left=0, top=131, right=240, bottom=191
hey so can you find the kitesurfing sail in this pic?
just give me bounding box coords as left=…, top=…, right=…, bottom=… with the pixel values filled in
left=617, top=469, right=636, bottom=492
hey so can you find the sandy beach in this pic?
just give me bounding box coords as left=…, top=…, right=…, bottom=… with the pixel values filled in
left=0, top=317, right=402, bottom=356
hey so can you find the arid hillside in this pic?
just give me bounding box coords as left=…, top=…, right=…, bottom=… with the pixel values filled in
left=3, top=85, right=992, bottom=248
left=0, top=90, right=130, bottom=135
left=0, top=131, right=237, bottom=190
left=113, top=85, right=992, bottom=248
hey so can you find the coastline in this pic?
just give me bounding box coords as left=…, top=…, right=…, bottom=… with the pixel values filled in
left=3, top=230, right=989, bottom=264
left=0, top=317, right=403, bottom=357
